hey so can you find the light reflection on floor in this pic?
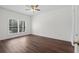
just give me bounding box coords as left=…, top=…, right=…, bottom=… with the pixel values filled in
left=3, top=37, right=28, bottom=53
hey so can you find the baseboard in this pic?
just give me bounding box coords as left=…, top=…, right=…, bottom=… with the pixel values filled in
left=32, top=34, right=72, bottom=45
left=0, top=34, right=32, bottom=41
left=0, top=33, right=72, bottom=46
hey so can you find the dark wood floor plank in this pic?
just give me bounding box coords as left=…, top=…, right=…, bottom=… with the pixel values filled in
left=0, top=34, right=74, bottom=53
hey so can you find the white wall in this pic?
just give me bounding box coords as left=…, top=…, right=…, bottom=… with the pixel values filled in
left=32, top=6, right=73, bottom=42
left=0, top=7, right=32, bottom=40
left=0, top=6, right=74, bottom=43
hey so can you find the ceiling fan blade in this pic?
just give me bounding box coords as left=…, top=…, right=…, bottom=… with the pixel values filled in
left=31, top=5, right=39, bottom=9
left=35, top=5, right=38, bottom=8
left=35, top=9, right=40, bottom=11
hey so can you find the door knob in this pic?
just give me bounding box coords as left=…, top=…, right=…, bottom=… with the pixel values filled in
left=75, top=34, right=78, bottom=37
left=74, top=41, right=79, bottom=45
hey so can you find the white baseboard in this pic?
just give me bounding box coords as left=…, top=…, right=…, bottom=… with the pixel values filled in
left=0, top=33, right=31, bottom=40
left=33, top=34, right=72, bottom=44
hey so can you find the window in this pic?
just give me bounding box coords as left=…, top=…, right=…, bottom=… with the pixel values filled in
left=9, top=19, right=18, bottom=33
left=9, top=19, right=25, bottom=33
left=19, top=21, right=25, bottom=32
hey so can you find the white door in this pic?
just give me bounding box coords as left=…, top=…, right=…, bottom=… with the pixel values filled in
left=74, top=5, right=79, bottom=53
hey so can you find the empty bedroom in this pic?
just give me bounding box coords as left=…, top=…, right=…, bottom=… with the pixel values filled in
left=0, top=5, right=78, bottom=53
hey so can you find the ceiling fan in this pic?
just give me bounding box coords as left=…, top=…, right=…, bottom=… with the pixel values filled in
left=25, top=5, right=40, bottom=13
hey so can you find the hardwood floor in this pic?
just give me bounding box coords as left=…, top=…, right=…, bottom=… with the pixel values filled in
left=0, top=34, right=74, bottom=53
